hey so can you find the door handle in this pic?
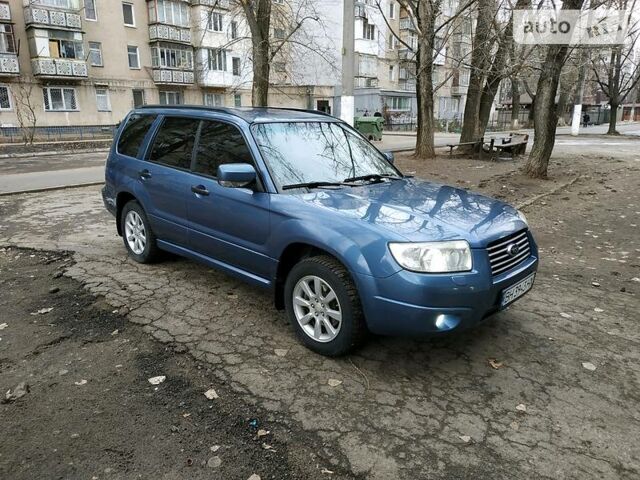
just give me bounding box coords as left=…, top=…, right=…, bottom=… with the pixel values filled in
left=191, top=185, right=210, bottom=196
left=139, top=169, right=152, bottom=180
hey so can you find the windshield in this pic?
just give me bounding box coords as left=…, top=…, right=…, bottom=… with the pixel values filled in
left=251, top=121, right=400, bottom=190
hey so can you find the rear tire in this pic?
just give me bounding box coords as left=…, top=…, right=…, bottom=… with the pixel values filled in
left=120, top=200, right=162, bottom=264
left=284, top=255, right=367, bottom=356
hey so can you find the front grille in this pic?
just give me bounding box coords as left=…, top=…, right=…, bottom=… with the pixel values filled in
left=487, top=229, right=531, bottom=276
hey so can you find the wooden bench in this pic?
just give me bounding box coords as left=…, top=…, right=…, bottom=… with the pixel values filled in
left=485, top=134, right=529, bottom=159
left=446, top=138, right=485, bottom=159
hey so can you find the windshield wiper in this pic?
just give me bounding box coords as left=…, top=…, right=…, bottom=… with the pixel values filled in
left=342, top=173, right=403, bottom=183
left=282, top=181, right=354, bottom=191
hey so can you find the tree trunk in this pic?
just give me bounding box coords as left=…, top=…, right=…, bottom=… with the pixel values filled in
left=252, top=40, right=270, bottom=106
left=459, top=0, right=495, bottom=147
left=524, top=45, right=570, bottom=178
left=511, top=78, right=520, bottom=129
left=414, top=1, right=436, bottom=159
left=608, top=102, right=619, bottom=134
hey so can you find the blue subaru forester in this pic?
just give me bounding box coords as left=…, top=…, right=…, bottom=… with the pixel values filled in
left=102, top=106, right=538, bottom=356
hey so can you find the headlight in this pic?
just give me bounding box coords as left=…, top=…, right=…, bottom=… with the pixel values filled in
left=389, top=240, right=472, bottom=273
left=517, top=209, right=528, bottom=225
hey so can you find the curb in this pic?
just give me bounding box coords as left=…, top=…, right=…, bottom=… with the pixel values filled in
left=0, top=148, right=110, bottom=160
left=0, top=181, right=104, bottom=197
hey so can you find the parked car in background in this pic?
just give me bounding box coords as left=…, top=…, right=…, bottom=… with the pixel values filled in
left=102, top=106, right=538, bottom=356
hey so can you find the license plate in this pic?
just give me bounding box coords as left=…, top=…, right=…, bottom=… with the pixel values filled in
left=500, top=273, right=535, bottom=308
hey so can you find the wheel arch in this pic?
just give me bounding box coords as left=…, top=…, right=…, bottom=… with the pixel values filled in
left=115, top=191, right=138, bottom=236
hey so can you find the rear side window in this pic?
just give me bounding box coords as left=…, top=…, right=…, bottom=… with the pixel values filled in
left=193, top=120, right=254, bottom=177
left=149, top=116, right=200, bottom=170
left=117, top=114, right=156, bottom=158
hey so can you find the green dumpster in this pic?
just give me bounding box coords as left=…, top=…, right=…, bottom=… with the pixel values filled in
left=354, top=117, right=384, bottom=141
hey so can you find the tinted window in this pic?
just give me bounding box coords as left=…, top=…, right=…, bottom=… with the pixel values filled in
left=193, top=120, right=254, bottom=177
left=117, top=114, right=155, bottom=158
left=149, top=116, right=200, bottom=170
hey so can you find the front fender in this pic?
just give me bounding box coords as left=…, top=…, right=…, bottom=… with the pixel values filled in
left=268, top=217, right=401, bottom=279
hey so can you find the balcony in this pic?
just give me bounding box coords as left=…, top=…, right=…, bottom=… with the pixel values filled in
left=451, top=84, right=467, bottom=95
left=355, top=77, right=378, bottom=88
left=399, top=80, right=416, bottom=92
left=192, top=0, right=230, bottom=8
left=24, top=4, right=82, bottom=31
left=400, top=18, right=416, bottom=31
left=0, top=2, right=11, bottom=21
left=152, top=68, right=195, bottom=85
left=0, top=52, right=19, bottom=75
left=398, top=48, right=416, bottom=61
left=199, top=70, right=235, bottom=87
left=31, top=58, right=87, bottom=78
left=149, top=24, right=192, bottom=44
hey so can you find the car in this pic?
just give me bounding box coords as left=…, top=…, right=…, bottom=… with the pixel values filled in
left=102, top=106, right=538, bottom=356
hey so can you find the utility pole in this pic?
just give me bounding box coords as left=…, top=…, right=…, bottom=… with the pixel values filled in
left=339, top=0, right=355, bottom=125
left=571, top=49, right=589, bottom=136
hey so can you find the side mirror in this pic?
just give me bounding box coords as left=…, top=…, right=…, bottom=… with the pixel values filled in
left=383, top=151, right=395, bottom=164
left=217, top=163, right=257, bottom=188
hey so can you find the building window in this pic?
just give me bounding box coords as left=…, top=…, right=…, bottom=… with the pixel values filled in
left=122, top=2, right=135, bottom=26
left=43, top=87, right=78, bottom=112
left=274, top=62, right=285, bottom=73
left=159, top=91, right=182, bottom=105
left=274, top=28, right=285, bottom=39
left=208, top=48, right=226, bottom=71
left=203, top=93, right=223, bottom=107
left=232, top=57, right=240, bottom=76
left=208, top=12, right=223, bottom=31
left=234, top=94, right=241, bottom=107
left=0, top=85, right=11, bottom=110
left=151, top=44, right=193, bottom=69
left=48, top=34, right=84, bottom=60
left=95, top=88, right=111, bottom=111
left=0, top=24, right=16, bottom=54
left=387, top=96, right=409, bottom=111
left=127, top=46, right=140, bottom=69
left=388, top=34, right=397, bottom=49
left=389, top=2, right=395, bottom=19
left=89, top=41, right=103, bottom=66
left=34, top=0, right=76, bottom=7
left=132, top=89, right=145, bottom=107
left=388, top=65, right=395, bottom=81
left=84, top=0, right=97, bottom=20
left=363, top=19, right=375, bottom=40
left=149, top=0, right=190, bottom=27
left=231, top=21, right=238, bottom=39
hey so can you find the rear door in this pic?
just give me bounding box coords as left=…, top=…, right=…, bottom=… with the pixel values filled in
left=185, top=119, right=272, bottom=280
left=139, top=115, right=200, bottom=247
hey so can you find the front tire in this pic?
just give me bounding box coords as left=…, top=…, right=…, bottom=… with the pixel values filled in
left=120, top=200, right=161, bottom=263
left=284, top=255, right=367, bottom=356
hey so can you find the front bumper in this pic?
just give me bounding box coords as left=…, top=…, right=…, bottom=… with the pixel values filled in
left=355, top=241, right=539, bottom=336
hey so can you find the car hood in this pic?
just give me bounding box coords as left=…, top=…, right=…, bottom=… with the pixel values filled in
left=295, top=178, right=526, bottom=247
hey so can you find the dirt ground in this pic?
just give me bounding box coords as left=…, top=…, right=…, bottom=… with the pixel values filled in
left=0, top=249, right=355, bottom=480
left=1, top=136, right=639, bottom=479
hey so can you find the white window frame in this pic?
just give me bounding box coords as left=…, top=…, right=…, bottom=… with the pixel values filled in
left=232, top=57, right=240, bottom=76
left=388, top=65, right=395, bottom=81
left=43, top=86, right=79, bottom=112
left=95, top=87, right=111, bottom=112
left=159, top=90, right=182, bottom=105
left=389, top=2, right=395, bottom=19
left=274, top=28, right=285, bottom=39
left=234, top=93, right=241, bottom=107
left=132, top=89, right=145, bottom=107
left=84, top=0, right=97, bottom=21
left=203, top=92, right=224, bottom=107
left=208, top=48, right=226, bottom=71
left=88, top=41, right=103, bottom=66
left=208, top=12, right=223, bottom=32
left=127, top=45, right=140, bottom=69
left=0, top=85, right=12, bottom=111
left=363, top=20, right=375, bottom=40
left=122, top=2, right=135, bottom=27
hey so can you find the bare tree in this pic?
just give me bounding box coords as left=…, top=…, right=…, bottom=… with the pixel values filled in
left=236, top=0, right=327, bottom=106
left=13, top=82, right=38, bottom=146
left=523, top=0, right=586, bottom=179
left=591, top=3, right=640, bottom=134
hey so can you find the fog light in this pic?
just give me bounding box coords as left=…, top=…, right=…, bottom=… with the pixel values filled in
left=435, top=314, right=461, bottom=331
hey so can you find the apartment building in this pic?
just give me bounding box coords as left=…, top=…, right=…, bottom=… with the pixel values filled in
left=0, top=0, right=471, bottom=129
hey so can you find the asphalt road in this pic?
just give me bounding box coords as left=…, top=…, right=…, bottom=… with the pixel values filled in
left=0, top=142, right=638, bottom=478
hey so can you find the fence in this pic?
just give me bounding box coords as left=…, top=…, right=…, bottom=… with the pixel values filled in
left=0, top=125, right=117, bottom=144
